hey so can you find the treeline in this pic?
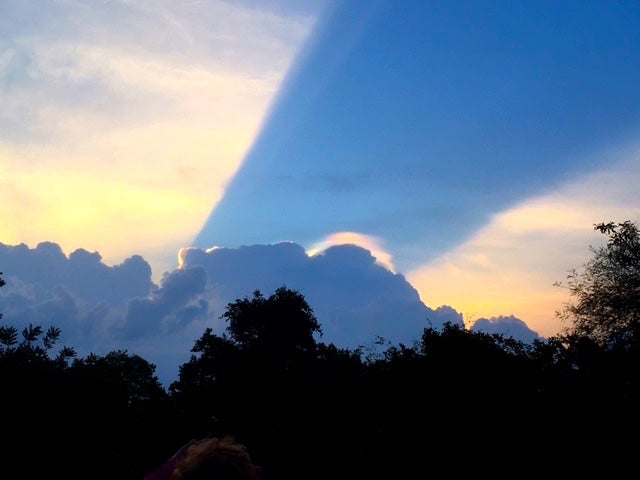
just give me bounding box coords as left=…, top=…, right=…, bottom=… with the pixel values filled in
left=1, top=222, right=639, bottom=479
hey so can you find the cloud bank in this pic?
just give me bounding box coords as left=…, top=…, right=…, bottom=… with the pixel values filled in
left=470, top=316, right=541, bottom=344
left=0, top=234, right=552, bottom=385
left=0, top=238, right=502, bottom=386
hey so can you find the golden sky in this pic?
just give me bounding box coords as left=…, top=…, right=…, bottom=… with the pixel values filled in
left=407, top=144, right=640, bottom=338
left=0, top=1, right=318, bottom=279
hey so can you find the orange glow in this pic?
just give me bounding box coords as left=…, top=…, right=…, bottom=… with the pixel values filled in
left=407, top=149, right=640, bottom=338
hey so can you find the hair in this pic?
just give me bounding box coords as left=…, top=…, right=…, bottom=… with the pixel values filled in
left=170, top=437, right=262, bottom=480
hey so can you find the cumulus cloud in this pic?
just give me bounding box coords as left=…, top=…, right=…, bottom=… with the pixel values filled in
left=470, top=315, right=541, bottom=344
left=0, top=241, right=155, bottom=303
left=0, top=241, right=221, bottom=384
left=0, top=238, right=471, bottom=385
left=0, top=241, right=156, bottom=350
left=179, top=241, right=464, bottom=349
left=307, top=231, right=396, bottom=272
left=122, top=266, right=209, bottom=340
left=428, top=305, right=464, bottom=328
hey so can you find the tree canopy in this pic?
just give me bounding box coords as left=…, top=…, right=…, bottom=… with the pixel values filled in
left=222, top=287, right=322, bottom=355
left=557, top=220, right=640, bottom=351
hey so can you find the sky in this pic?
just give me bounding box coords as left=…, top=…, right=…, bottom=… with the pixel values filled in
left=2, top=1, right=640, bottom=384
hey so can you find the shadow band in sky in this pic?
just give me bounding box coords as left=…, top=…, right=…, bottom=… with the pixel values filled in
left=196, top=0, right=640, bottom=273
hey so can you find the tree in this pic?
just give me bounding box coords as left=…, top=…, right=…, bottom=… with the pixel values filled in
left=0, top=271, right=76, bottom=364
left=171, top=287, right=356, bottom=480
left=171, top=286, right=323, bottom=412
left=557, top=221, right=640, bottom=350
left=222, top=287, right=322, bottom=357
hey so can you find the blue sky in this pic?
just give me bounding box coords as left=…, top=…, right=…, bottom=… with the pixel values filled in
left=199, top=0, right=640, bottom=258
left=2, top=1, right=640, bottom=383
left=195, top=1, right=640, bottom=332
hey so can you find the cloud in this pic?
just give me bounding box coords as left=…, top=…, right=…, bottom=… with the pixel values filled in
left=307, top=231, right=395, bottom=272
left=1, top=238, right=467, bottom=384
left=0, top=241, right=155, bottom=303
left=179, top=241, right=464, bottom=349
left=122, top=266, right=209, bottom=340
left=428, top=305, right=464, bottom=329
left=0, top=238, right=463, bottom=383
left=0, top=0, right=318, bottom=279
left=407, top=143, right=640, bottom=339
left=0, top=241, right=157, bottom=349
left=470, top=316, right=541, bottom=344
left=0, top=240, right=217, bottom=384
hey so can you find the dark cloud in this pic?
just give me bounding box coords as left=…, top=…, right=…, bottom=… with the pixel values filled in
left=181, top=242, right=308, bottom=299
left=121, top=267, right=209, bottom=340
left=428, top=305, right=464, bottom=328
left=470, top=315, right=541, bottom=344
left=0, top=241, right=157, bottom=352
left=180, top=242, right=464, bottom=349
left=0, top=242, right=213, bottom=386
left=3, top=281, right=78, bottom=334
left=0, top=242, right=155, bottom=303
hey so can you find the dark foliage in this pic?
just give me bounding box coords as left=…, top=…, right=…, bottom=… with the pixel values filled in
left=0, top=277, right=173, bottom=479
left=557, top=221, right=640, bottom=350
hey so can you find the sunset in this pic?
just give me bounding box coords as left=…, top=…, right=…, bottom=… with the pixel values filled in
left=3, top=1, right=639, bottom=346
left=1, top=2, right=639, bottom=477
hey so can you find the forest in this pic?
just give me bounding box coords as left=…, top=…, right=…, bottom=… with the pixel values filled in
left=1, top=222, right=639, bottom=479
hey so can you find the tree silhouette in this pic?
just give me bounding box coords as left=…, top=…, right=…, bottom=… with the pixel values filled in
left=170, top=287, right=363, bottom=480
left=222, top=287, right=322, bottom=356
left=551, top=221, right=640, bottom=465
left=557, top=220, right=640, bottom=350
left=0, top=269, right=174, bottom=479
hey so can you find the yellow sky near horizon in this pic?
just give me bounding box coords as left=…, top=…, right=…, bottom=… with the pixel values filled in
left=407, top=145, right=640, bottom=338
left=0, top=1, right=318, bottom=279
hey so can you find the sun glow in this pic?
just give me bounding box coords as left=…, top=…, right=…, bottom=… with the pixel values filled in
left=307, top=231, right=396, bottom=272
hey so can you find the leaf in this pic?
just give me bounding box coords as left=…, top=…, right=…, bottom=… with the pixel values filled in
left=0, top=326, right=18, bottom=347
